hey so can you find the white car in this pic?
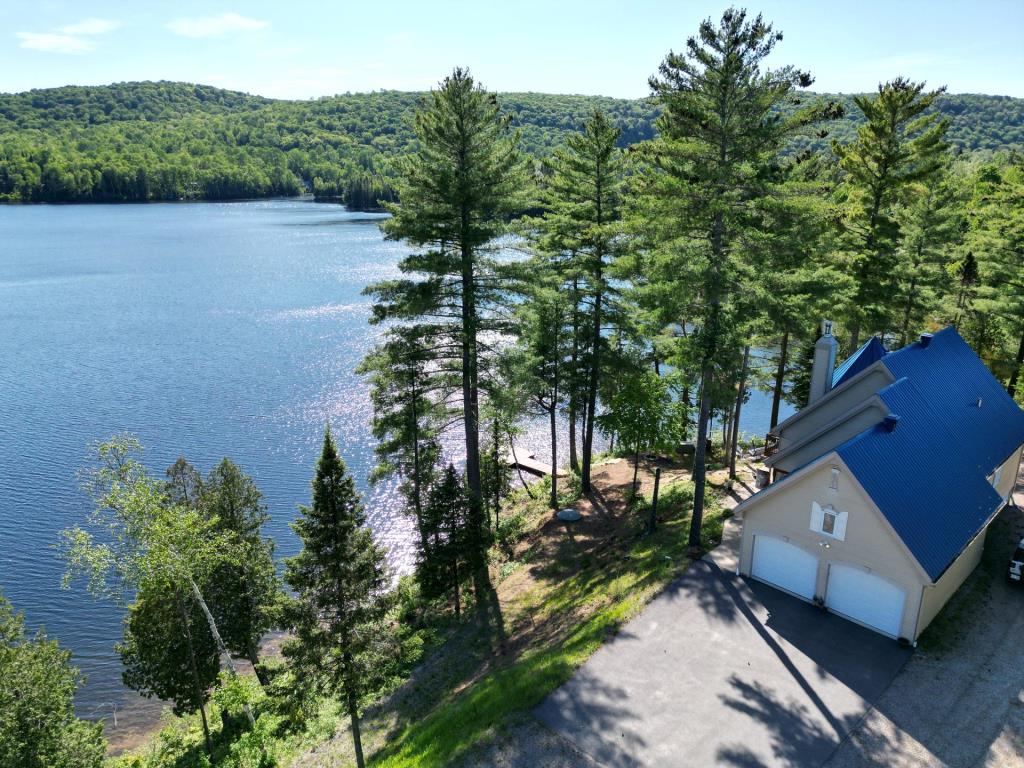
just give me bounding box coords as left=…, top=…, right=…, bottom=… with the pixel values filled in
left=1009, top=537, right=1024, bottom=584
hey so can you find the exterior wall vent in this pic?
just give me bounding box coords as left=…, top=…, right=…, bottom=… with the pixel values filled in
left=920, top=333, right=933, bottom=348
left=883, top=413, right=901, bottom=432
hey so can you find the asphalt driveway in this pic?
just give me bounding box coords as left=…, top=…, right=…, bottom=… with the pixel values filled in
left=535, top=539, right=912, bottom=767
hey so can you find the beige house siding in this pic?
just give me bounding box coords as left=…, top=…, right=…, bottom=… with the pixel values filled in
left=771, top=402, right=889, bottom=475
left=739, top=456, right=926, bottom=640
left=775, top=365, right=895, bottom=450
left=992, top=444, right=1024, bottom=501
left=917, top=529, right=987, bottom=635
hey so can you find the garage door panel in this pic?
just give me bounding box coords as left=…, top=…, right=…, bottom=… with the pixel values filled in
left=751, top=536, right=818, bottom=601
left=826, top=564, right=905, bottom=638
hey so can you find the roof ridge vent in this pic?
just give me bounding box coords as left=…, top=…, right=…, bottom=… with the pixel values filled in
left=883, top=413, right=901, bottom=432
left=920, top=332, right=934, bottom=348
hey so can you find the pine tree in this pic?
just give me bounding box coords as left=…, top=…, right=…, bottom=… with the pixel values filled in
left=532, top=110, right=626, bottom=495
left=359, top=326, right=447, bottom=551
left=637, top=8, right=834, bottom=553
left=833, top=78, right=950, bottom=347
left=367, top=68, right=527, bottom=594
left=969, top=157, right=1024, bottom=395
left=894, top=174, right=961, bottom=345
left=418, top=464, right=474, bottom=616
left=284, top=428, right=391, bottom=768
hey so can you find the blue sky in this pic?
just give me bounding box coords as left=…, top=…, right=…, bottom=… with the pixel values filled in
left=3, top=1, right=1022, bottom=99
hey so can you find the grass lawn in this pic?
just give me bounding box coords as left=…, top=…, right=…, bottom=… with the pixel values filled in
left=367, top=461, right=728, bottom=767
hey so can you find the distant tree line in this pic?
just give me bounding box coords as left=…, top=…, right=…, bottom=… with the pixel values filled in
left=0, top=81, right=1020, bottom=207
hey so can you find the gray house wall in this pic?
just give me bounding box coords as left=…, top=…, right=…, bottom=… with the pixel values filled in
left=773, top=365, right=895, bottom=450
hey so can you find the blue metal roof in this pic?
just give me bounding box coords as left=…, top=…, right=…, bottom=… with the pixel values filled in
left=835, top=327, right=1024, bottom=581
left=832, top=336, right=888, bottom=389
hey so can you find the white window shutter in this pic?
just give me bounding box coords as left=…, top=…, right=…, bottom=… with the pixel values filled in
left=810, top=502, right=824, bottom=533
left=832, top=510, right=848, bottom=541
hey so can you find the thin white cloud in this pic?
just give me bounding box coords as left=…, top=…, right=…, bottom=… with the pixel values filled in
left=16, top=18, right=120, bottom=55
left=60, top=18, right=121, bottom=35
left=166, top=13, right=268, bottom=38
left=16, top=32, right=95, bottom=55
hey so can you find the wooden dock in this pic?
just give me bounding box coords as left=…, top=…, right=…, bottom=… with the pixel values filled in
left=506, top=452, right=569, bottom=478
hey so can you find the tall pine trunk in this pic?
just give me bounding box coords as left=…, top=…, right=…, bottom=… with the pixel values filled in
left=569, top=278, right=580, bottom=473
left=459, top=234, right=491, bottom=596
left=347, top=674, right=365, bottom=768
left=688, top=371, right=713, bottom=553
left=550, top=403, right=559, bottom=509
left=411, top=378, right=429, bottom=553
left=581, top=168, right=605, bottom=495
left=729, top=346, right=750, bottom=480
left=581, top=287, right=602, bottom=494
left=770, top=331, right=789, bottom=430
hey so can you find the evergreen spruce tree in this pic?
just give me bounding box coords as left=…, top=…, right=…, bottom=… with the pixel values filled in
left=637, top=8, right=833, bottom=552
left=367, top=68, right=527, bottom=594
left=418, top=464, right=473, bottom=616
left=833, top=78, right=950, bottom=347
left=532, top=110, right=626, bottom=495
left=284, top=428, right=391, bottom=768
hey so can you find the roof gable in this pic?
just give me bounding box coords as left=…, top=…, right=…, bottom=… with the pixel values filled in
left=833, top=336, right=887, bottom=389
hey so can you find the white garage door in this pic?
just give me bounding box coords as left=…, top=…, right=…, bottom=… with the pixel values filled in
left=826, top=564, right=905, bottom=638
left=751, top=536, right=818, bottom=600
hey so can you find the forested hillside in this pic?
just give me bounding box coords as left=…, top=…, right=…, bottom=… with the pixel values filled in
left=0, top=81, right=1021, bottom=205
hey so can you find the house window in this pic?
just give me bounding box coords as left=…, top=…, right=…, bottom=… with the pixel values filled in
left=811, top=501, right=847, bottom=541
left=822, top=507, right=837, bottom=534
left=829, top=466, right=839, bottom=492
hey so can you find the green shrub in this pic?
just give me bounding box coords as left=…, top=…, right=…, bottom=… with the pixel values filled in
left=496, top=513, right=528, bottom=554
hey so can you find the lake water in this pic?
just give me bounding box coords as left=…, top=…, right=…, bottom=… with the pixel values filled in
left=0, top=200, right=792, bottom=746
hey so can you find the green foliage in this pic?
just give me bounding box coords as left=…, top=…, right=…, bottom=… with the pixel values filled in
left=118, top=584, right=220, bottom=717
left=597, top=365, right=682, bottom=458
left=0, top=81, right=1018, bottom=204
left=0, top=591, right=106, bottom=768
left=833, top=78, right=951, bottom=344
left=198, top=459, right=282, bottom=678
left=358, top=326, right=446, bottom=548
left=495, top=512, right=528, bottom=555
left=284, top=427, right=392, bottom=766
left=418, top=465, right=478, bottom=615
left=966, top=156, right=1024, bottom=391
